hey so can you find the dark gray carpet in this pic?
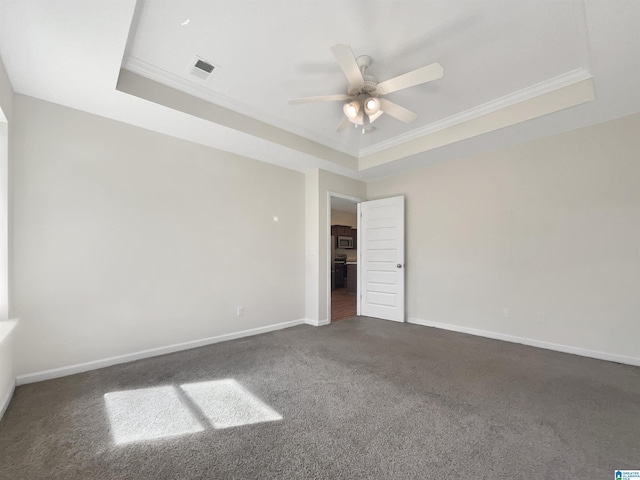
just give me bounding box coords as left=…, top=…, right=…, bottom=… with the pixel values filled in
left=1, top=317, right=639, bottom=479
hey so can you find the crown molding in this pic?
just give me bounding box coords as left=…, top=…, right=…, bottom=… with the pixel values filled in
left=122, top=58, right=593, bottom=166
left=358, top=68, right=593, bottom=158
left=121, top=56, right=358, bottom=157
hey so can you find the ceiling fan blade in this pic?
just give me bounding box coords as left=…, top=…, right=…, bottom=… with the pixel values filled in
left=336, top=116, right=350, bottom=132
left=288, top=94, right=351, bottom=105
left=377, top=63, right=443, bottom=95
left=330, top=44, right=365, bottom=90
left=379, top=98, right=418, bottom=124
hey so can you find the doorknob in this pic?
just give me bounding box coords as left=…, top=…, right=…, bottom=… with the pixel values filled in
left=397, top=264, right=403, bottom=268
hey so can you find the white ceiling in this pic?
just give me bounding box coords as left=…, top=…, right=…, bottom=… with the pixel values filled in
left=1, top=1, right=639, bottom=181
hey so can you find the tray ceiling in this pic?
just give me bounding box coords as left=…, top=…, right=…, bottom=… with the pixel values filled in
left=123, top=0, right=589, bottom=156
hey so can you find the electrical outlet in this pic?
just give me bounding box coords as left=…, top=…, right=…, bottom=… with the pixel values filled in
left=502, top=307, right=509, bottom=318
left=537, top=312, right=547, bottom=324
left=237, top=306, right=244, bottom=317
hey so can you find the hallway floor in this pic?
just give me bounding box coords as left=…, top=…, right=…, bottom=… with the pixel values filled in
left=331, top=288, right=356, bottom=321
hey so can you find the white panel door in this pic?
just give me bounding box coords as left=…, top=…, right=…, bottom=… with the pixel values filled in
left=358, top=196, right=405, bottom=322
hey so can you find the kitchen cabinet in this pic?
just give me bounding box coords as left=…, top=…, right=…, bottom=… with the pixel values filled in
left=334, top=263, right=346, bottom=288
left=331, top=225, right=352, bottom=237
left=346, top=263, right=357, bottom=294
left=351, top=228, right=357, bottom=246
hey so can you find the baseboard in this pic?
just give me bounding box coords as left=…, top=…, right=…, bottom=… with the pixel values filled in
left=16, top=319, right=307, bottom=386
left=305, top=318, right=330, bottom=327
left=408, top=317, right=640, bottom=367
left=0, top=381, right=15, bottom=421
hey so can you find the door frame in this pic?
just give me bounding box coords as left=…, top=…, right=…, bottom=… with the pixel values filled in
left=327, top=192, right=364, bottom=324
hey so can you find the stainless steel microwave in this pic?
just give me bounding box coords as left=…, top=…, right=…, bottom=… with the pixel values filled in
left=336, top=235, right=353, bottom=249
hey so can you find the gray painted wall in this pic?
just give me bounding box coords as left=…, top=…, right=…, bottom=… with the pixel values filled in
left=11, top=94, right=306, bottom=375
left=368, top=112, right=640, bottom=362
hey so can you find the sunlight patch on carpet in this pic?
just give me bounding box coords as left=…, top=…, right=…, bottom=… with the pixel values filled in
left=104, top=386, right=204, bottom=445
left=181, top=379, right=282, bottom=429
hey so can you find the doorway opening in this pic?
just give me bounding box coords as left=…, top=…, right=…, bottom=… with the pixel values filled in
left=329, top=194, right=359, bottom=322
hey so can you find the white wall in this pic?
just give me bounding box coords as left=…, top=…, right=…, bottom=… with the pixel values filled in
left=368, top=112, right=640, bottom=362
left=331, top=209, right=357, bottom=228
left=0, top=54, right=14, bottom=417
left=0, top=54, right=11, bottom=319
left=0, top=56, right=11, bottom=124
left=11, top=94, right=306, bottom=376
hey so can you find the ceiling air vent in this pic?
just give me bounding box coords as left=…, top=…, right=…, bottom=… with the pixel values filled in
left=187, top=56, right=219, bottom=81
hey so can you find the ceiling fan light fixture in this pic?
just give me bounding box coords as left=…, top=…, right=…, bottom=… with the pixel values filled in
left=347, top=108, right=365, bottom=126
left=368, top=110, right=384, bottom=124
left=289, top=44, right=444, bottom=133
left=343, top=101, right=360, bottom=119
left=364, top=97, right=380, bottom=115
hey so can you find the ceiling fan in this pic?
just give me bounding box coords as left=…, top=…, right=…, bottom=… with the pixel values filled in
left=289, top=44, right=444, bottom=133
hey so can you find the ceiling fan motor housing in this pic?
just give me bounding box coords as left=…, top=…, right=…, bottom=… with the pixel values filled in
left=348, top=55, right=379, bottom=97
left=347, top=81, right=379, bottom=97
